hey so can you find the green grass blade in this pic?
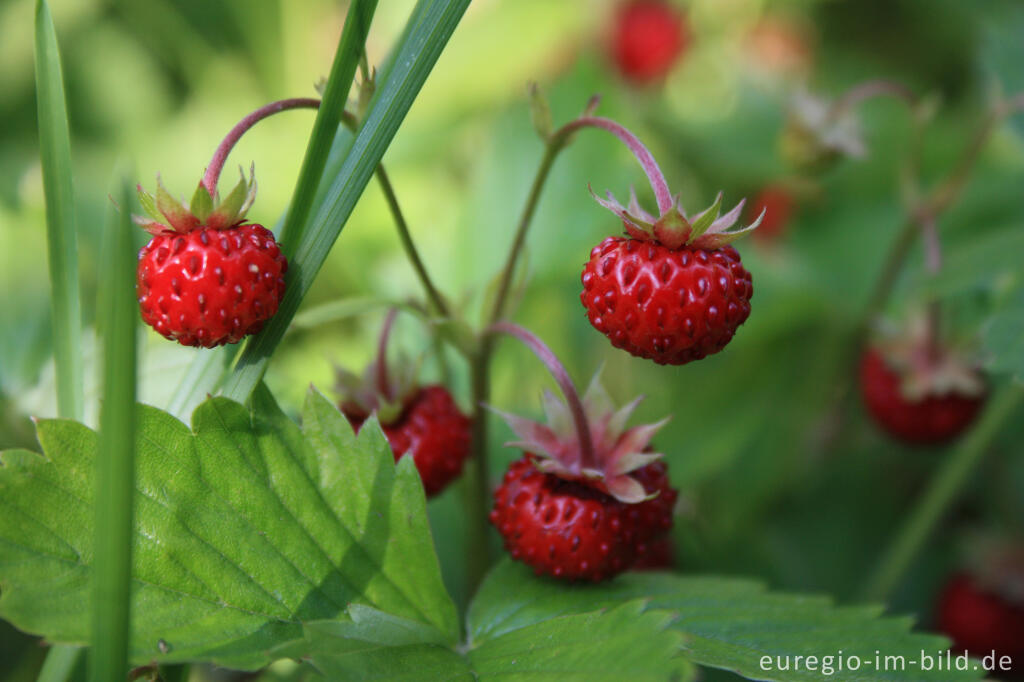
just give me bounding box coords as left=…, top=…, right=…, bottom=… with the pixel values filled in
left=36, top=646, right=82, bottom=682
left=165, top=345, right=238, bottom=420
left=277, top=0, right=378, bottom=256
left=222, top=0, right=471, bottom=402
left=89, top=178, right=139, bottom=682
left=34, top=0, right=82, bottom=422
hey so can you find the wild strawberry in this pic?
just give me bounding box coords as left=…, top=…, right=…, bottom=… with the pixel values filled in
left=749, top=185, right=795, bottom=242
left=937, top=546, right=1024, bottom=673
left=489, top=360, right=677, bottom=582
left=134, top=168, right=286, bottom=347
left=337, top=312, right=471, bottom=497
left=609, top=0, right=688, bottom=85
left=583, top=190, right=759, bottom=365
left=631, top=537, right=675, bottom=571
left=860, top=321, right=985, bottom=445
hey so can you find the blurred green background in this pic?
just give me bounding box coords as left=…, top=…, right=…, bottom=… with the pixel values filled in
left=2, top=0, right=1024, bottom=679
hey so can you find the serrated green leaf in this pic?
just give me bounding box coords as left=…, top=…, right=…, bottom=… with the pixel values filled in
left=305, top=599, right=693, bottom=681
left=468, top=560, right=984, bottom=682
left=0, top=384, right=457, bottom=670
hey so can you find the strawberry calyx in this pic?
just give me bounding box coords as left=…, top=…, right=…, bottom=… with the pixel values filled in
left=492, top=373, right=668, bottom=504
left=336, top=309, right=422, bottom=426
left=871, top=315, right=985, bottom=402
left=134, top=165, right=257, bottom=235
left=489, top=322, right=669, bottom=504
left=590, top=185, right=764, bottom=250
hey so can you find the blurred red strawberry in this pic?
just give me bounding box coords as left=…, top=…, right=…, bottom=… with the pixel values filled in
left=749, top=185, right=795, bottom=242
left=609, top=1, right=689, bottom=84
left=938, top=572, right=1024, bottom=675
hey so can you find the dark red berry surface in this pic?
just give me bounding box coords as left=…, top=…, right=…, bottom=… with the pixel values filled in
left=631, top=537, right=674, bottom=571
left=937, top=573, right=1024, bottom=672
left=610, top=0, right=688, bottom=84
left=137, top=224, right=287, bottom=348
left=345, top=385, right=471, bottom=498
left=490, top=456, right=676, bottom=582
left=581, top=236, right=753, bottom=365
left=859, top=349, right=984, bottom=445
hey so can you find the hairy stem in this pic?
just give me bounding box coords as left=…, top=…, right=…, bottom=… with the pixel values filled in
left=828, top=79, right=919, bottom=123
left=862, top=383, right=1024, bottom=601
left=489, top=322, right=595, bottom=469
left=201, top=98, right=321, bottom=197
left=561, top=116, right=674, bottom=214
left=375, top=308, right=398, bottom=399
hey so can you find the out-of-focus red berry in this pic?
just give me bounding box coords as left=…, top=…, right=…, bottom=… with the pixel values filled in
left=610, top=1, right=689, bottom=84
left=749, top=185, right=795, bottom=242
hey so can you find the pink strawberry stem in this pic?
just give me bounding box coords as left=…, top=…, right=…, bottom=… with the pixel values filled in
left=201, top=98, right=321, bottom=197
left=489, top=322, right=596, bottom=470
left=375, top=308, right=399, bottom=400
left=560, top=116, right=674, bottom=215
left=827, top=80, right=918, bottom=123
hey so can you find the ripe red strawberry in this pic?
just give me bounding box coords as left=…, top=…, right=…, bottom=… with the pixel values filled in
left=337, top=311, right=471, bottom=498
left=749, top=185, right=795, bottom=242
left=490, top=371, right=677, bottom=581
left=860, top=336, right=985, bottom=445
left=938, top=573, right=1024, bottom=668
left=583, top=189, right=759, bottom=365
left=134, top=169, right=286, bottom=347
left=343, top=385, right=471, bottom=497
left=610, top=1, right=688, bottom=84
left=631, top=536, right=675, bottom=571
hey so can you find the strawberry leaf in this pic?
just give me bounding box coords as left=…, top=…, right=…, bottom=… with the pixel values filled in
left=305, top=599, right=694, bottom=681
left=467, top=560, right=987, bottom=682
left=0, top=384, right=457, bottom=670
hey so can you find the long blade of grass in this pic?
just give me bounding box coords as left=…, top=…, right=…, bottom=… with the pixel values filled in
left=277, top=0, right=378, bottom=256
left=34, top=0, right=82, bottom=422
left=222, top=0, right=471, bottom=401
left=34, top=4, right=85, bottom=677
left=89, top=178, right=139, bottom=682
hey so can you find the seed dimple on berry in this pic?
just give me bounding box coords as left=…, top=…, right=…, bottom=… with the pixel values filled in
left=635, top=281, right=651, bottom=304
left=220, top=237, right=231, bottom=255
left=697, top=250, right=709, bottom=264
left=621, top=262, right=638, bottom=286
left=697, top=277, right=709, bottom=297
left=199, top=230, right=209, bottom=245
left=706, top=305, right=721, bottom=325
left=603, top=290, right=617, bottom=313
left=187, top=255, right=200, bottom=275
left=156, top=247, right=169, bottom=265
left=197, top=293, right=206, bottom=313
left=214, top=267, right=225, bottom=285
left=657, top=261, right=672, bottom=283
left=172, top=237, right=185, bottom=255
left=600, top=255, right=616, bottom=276
left=624, top=311, right=637, bottom=330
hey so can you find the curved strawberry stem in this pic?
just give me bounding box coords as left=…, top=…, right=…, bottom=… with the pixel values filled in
left=489, top=322, right=596, bottom=469
left=376, top=308, right=399, bottom=400
left=827, top=79, right=918, bottom=123
left=560, top=116, right=674, bottom=215
left=201, top=97, right=320, bottom=197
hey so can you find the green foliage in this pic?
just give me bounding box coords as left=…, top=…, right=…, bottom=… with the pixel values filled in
left=985, top=287, right=1024, bottom=381
left=0, top=386, right=457, bottom=670
left=469, top=560, right=984, bottom=682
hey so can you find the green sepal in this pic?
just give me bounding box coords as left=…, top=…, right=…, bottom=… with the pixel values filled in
left=189, top=182, right=214, bottom=223
left=155, top=176, right=199, bottom=232
left=686, top=191, right=723, bottom=241
left=136, top=185, right=160, bottom=222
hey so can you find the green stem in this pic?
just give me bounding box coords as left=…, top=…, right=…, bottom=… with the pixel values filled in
left=90, top=179, right=139, bottom=682
left=36, top=647, right=81, bottom=682
left=862, top=383, right=1024, bottom=602
left=463, top=349, right=493, bottom=594
left=373, top=165, right=450, bottom=317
